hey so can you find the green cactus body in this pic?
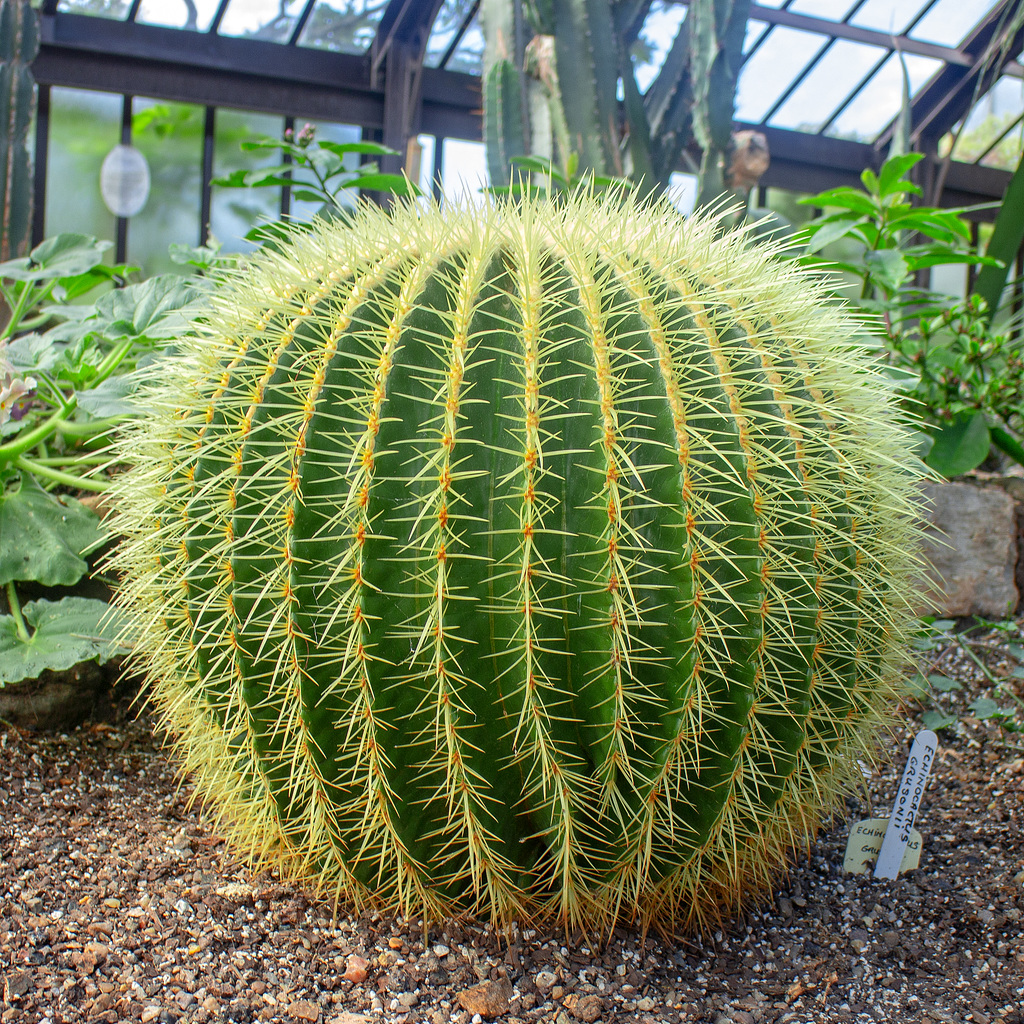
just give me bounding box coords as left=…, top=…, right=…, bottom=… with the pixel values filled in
left=0, top=0, right=39, bottom=262
left=112, top=193, right=923, bottom=934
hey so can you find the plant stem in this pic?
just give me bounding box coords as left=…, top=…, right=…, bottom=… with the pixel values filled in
left=90, top=337, right=135, bottom=388
left=14, top=455, right=110, bottom=492
left=0, top=405, right=71, bottom=462
left=54, top=416, right=121, bottom=439
left=29, top=454, right=110, bottom=466
left=5, top=582, right=31, bottom=643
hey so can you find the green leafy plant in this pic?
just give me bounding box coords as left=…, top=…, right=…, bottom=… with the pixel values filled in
left=909, top=617, right=1024, bottom=741
left=0, top=232, right=202, bottom=685
left=797, top=153, right=1017, bottom=478
left=212, top=124, right=419, bottom=232
left=110, top=191, right=926, bottom=935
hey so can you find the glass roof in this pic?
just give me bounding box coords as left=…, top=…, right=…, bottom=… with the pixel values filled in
left=52, top=0, right=1024, bottom=156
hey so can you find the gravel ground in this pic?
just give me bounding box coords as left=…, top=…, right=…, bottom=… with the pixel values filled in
left=3, top=626, right=1024, bottom=1024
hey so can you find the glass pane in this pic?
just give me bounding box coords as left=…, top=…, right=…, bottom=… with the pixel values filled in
left=130, top=99, right=204, bottom=276
left=634, top=2, right=688, bottom=92
left=910, top=0, right=1001, bottom=46
left=287, top=122, right=362, bottom=222
left=789, top=0, right=859, bottom=17
left=297, top=0, right=389, bottom=54
left=850, top=0, right=930, bottom=35
left=667, top=171, right=697, bottom=217
left=442, top=15, right=484, bottom=75
left=416, top=134, right=437, bottom=195
left=425, top=0, right=480, bottom=68
left=735, top=27, right=829, bottom=124
left=136, top=0, right=222, bottom=31
left=942, top=75, right=1024, bottom=168
left=743, top=18, right=769, bottom=54
left=57, top=0, right=130, bottom=19
left=44, top=88, right=119, bottom=251
left=211, top=109, right=284, bottom=252
left=769, top=39, right=887, bottom=132
left=826, top=52, right=942, bottom=140
left=441, top=138, right=487, bottom=201
left=218, top=0, right=308, bottom=42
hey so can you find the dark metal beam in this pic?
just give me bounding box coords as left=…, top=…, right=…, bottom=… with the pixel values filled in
left=878, top=0, right=1024, bottom=151
left=32, top=84, right=50, bottom=247
left=33, top=12, right=480, bottom=138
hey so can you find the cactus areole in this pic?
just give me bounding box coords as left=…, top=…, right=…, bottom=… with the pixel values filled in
left=112, top=193, right=924, bottom=935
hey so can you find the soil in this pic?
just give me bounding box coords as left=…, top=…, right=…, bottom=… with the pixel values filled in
left=2, top=626, right=1023, bottom=1024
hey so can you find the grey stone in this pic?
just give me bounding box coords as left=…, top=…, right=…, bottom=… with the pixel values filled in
left=920, top=482, right=1018, bottom=618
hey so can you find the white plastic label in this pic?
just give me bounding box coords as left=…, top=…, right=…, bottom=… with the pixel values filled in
left=843, top=817, right=922, bottom=875
left=873, top=729, right=937, bottom=880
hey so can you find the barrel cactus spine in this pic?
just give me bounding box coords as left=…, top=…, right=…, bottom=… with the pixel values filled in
left=110, top=191, right=925, bottom=936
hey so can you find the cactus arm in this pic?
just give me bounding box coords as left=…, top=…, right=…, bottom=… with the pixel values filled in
left=484, top=58, right=528, bottom=188
left=0, top=0, right=39, bottom=262
left=552, top=0, right=621, bottom=176
left=642, top=11, right=693, bottom=188
left=690, top=0, right=752, bottom=208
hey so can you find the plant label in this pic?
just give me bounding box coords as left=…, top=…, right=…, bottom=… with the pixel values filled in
left=873, top=729, right=937, bottom=880
left=843, top=817, right=923, bottom=875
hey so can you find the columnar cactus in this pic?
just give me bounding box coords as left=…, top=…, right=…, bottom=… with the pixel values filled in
left=0, top=0, right=39, bottom=262
left=111, top=193, right=924, bottom=935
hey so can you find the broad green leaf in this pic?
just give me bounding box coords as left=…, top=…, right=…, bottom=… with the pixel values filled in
left=317, top=141, right=398, bottom=159
left=975, top=149, right=1024, bottom=323
left=878, top=154, right=924, bottom=197
left=906, top=672, right=931, bottom=699
left=0, top=234, right=109, bottom=282
left=925, top=411, right=991, bottom=477
left=968, top=697, right=1004, bottom=720
left=75, top=373, right=136, bottom=419
left=864, top=249, right=909, bottom=291
left=928, top=674, right=962, bottom=692
left=354, top=174, right=419, bottom=196
left=91, top=275, right=203, bottom=341
left=802, top=217, right=863, bottom=253
left=309, top=150, right=343, bottom=180
left=0, top=597, right=124, bottom=685
left=921, top=710, right=957, bottom=731
left=57, top=263, right=137, bottom=302
left=798, top=188, right=877, bottom=216
left=0, top=477, right=105, bottom=587
left=4, top=332, right=60, bottom=374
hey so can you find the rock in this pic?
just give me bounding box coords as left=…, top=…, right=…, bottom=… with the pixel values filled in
left=637, top=996, right=657, bottom=1011
left=534, top=970, right=558, bottom=992
left=563, top=992, right=604, bottom=1022
left=202, top=995, right=220, bottom=1013
left=457, top=978, right=513, bottom=1019
left=3, top=972, right=31, bottom=1000
left=396, top=992, right=419, bottom=1008
left=289, top=1001, right=321, bottom=1021
left=921, top=482, right=1019, bottom=617
left=141, top=1008, right=162, bottom=1023
left=326, top=1016, right=372, bottom=1024
left=343, top=955, right=369, bottom=984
